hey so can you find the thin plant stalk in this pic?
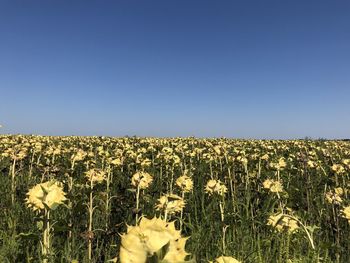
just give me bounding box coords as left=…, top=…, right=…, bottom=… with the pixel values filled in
left=105, top=166, right=111, bottom=230
left=42, top=209, right=51, bottom=263
left=219, top=198, right=226, bottom=253
left=135, top=184, right=140, bottom=224
left=88, top=179, right=94, bottom=261
left=11, top=158, right=17, bottom=205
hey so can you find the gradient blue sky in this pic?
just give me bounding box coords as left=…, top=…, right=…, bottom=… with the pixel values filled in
left=0, top=0, right=349, bottom=139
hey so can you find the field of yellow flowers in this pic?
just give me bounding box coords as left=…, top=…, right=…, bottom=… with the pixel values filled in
left=0, top=135, right=350, bottom=262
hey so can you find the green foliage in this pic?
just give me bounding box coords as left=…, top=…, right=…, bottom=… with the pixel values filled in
left=0, top=135, right=349, bottom=262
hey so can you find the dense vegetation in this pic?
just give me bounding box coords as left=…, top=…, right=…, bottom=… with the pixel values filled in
left=0, top=135, right=350, bottom=262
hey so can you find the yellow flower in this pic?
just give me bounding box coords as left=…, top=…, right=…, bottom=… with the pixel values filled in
left=263, top=179, right=283, bottom=193
left=119, top=217, right=190, bottom=263
left=205, top=179, right=227, bottom=196
left=342, top=159, right=350, bottom=169
left=267, top=214, right=283, bottom=228
left=131, top=172, right=153, bottom=189
left=140, top=158, right=152, bottom=167
left=236, top=156, right=248, bottom=165
left=270, top=157, right=287, bottom=170
left=155, top=194, right=186, bottom=215
left=26, top=180, right=67, bottom=212
left=325, top=187, right=344, bottom=204
left=307, top=160, right=316, bottom=168
left=341, top=206, right=350, bottom=223
left=267, top=213, right=299, bottom=233
left=284, top=217, right=299, bottom=232
left=332, top=164, right=345, bottom=175
left=71, top=149, right=87, bottom=162
left=110, top=158, right=123, bottom=166
left=85, top=168, right=106, bottom=184
left=262, top=179, right=273, bottom=189
left=213, top=146, right=221, bottom=155
left=278, top=158, right=287, bottom=169
left=176, top=175, right=193, bottom=193
left=211, top=256, right=241, bottom=263
left=261, top=154, right=269, bottom=160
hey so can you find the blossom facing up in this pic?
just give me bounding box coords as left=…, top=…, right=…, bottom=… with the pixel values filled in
left=131, top=172, right=153, bottom=189
left=85, top=168, right=106, bottom=184
left=119, top=216, right=191, bottom=263
left=155, top=194, right=186, bottom=215
left=176, top=175, right=194, bottom=193
left=26, top=180, right=67, bottom=212
left=205, top=179, right=227, bottom=196
left=210, top=256, right=242, bottom=263
left=267, top=213, right=299, bottom=233
left=263, top=179, right=283, bottom=193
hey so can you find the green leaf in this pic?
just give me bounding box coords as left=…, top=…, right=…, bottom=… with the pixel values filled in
left=16, top=232, right=38, bottom=240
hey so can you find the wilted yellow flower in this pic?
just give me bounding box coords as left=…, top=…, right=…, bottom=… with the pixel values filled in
left=119, top=217, right=190, bottom=263
left=26, top=180, right=67, bottom=212
left=278, top=158, right=287, bottom=169
left=205, top=179, right=227, bottom=196
left=332, top=164, right=345, bottom=175
left=176, top=175, right=193, bottom=193
left=270, top=157, right=287, bottom=170
left=213, top=146, right=221, bottom=155
left=267, top=213, right=284, bottom=229
left=325, top=187, right=344, bottom=204
left=236, top=156, right=248, bottom=165
left=155, top=194, right=186, bottom=215
left=342, top=159, right=350, bottom=169
left=267, top=213, right=299, bottom=233
left=85, top=168, right=106, bottom=184
left=340, top=206, right=350, bottom=223
left=71, top=149, right=87, bottom=162
left=210, top=256, right=241, bottom=263
left=263, top=179, right=283, bottom=193
left=110, top=158, right=123, bottom=166
left=131, top=172, right=153, bottom=189
left=307, top=160, right=317, bottom=168
left=261, top=154, right=269, bottom=160
left=140, top=158, right=152, bottom=167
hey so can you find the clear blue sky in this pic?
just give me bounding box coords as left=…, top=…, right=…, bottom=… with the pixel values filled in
left=0, top=0, right=349, bottom=139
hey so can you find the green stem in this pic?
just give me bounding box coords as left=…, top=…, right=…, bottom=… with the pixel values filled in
left=88, top=180, right=93, bottom=261
left=42, top=209, right=50, bottom=263
left=219, top=199, right=226, bottom=253
left=180, top=191, right=185, bottom=230
left=135, top=185, right=140, bottom=224
left=11, top=159, right=16, bottom=205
